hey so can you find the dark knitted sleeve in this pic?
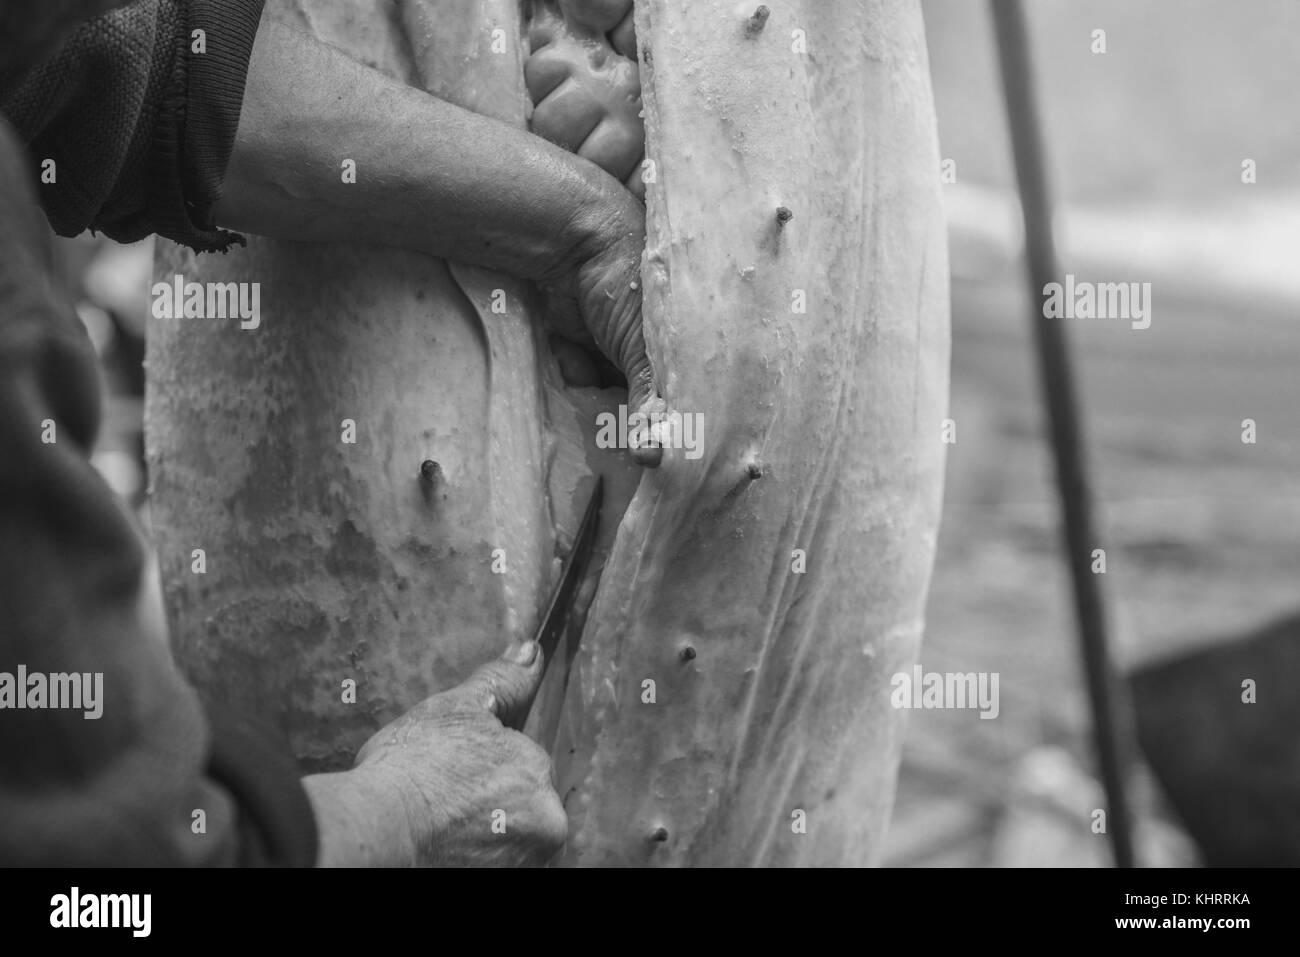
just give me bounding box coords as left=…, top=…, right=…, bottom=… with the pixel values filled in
left=0, top=0, right=265, bottom=253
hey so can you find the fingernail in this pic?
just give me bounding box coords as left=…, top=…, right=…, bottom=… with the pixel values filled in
left=510, top=640, right=539, bottom=666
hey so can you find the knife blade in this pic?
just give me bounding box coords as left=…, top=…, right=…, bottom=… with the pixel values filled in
left=531, top=475, right=603, bottom=695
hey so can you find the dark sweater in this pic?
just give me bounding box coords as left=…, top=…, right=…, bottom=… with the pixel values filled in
left=0, top=0, right=316, bottom=866
left=1, top=0, right=259, bottom=252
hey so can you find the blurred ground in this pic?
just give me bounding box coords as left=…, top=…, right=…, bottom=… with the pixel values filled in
left=885, top=0, right=1300, bottom=865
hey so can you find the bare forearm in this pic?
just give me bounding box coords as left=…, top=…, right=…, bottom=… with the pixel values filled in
left=215, top=19, right=620, bottom=281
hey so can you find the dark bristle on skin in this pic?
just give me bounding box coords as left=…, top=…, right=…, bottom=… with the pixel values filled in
left=747, top=462, right=764, bottom=479
left=680, top=646, right=697, bottom=662
left=747, top=6, right=771, bottom=36
left=776, top=206, right=794, bottom=226
left=420, top=460, right=441, bottom=484
left=651, top=827, right=669, bottom=842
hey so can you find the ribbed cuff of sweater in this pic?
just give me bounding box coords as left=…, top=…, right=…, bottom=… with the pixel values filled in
left=143, top=0, right=264, bottom=253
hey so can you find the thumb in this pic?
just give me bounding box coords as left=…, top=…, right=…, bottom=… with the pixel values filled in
left=624, top=354, right=664, bottom=469
left=454, top=640, right=545, bottom=729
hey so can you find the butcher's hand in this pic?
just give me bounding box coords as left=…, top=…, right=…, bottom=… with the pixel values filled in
left=304, top=640, right=566, bottom=867
left=551, top=191, right=663, bottom=467
left=215, top=18, right=662, bottom=466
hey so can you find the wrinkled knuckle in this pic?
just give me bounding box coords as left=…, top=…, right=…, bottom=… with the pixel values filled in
left=472, top=663, right=508, bottom=695
left=444, top=684, right=492, bottom=720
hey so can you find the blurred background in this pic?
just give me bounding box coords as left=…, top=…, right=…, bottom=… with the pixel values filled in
left=50, top=0, right=1300, bottom=867
left=884, top=0, right=1300, bottom=865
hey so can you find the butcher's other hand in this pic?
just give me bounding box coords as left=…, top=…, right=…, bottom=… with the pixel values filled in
left=559, top=191, right=663, bottom=468
left=306, top=640, right=566, bottom=867
left=526, top=1, right=664, bottom=468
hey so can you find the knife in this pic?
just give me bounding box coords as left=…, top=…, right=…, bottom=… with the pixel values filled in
left=518, top=475, right=603, bottom=726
